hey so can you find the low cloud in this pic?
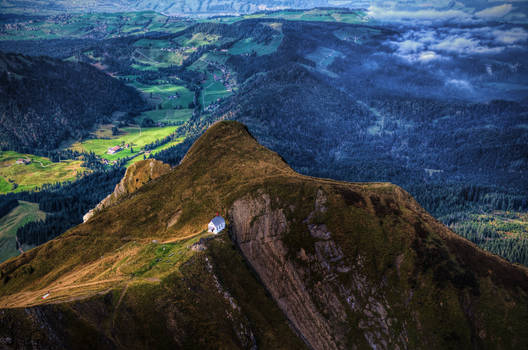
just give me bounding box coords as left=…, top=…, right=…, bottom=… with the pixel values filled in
left=431, top=36, right=505, bottom=54
left=366, top=1, right=527, bottom=23
left=446, top=79, right=474, bottom=91
left=387, top=24, right=527, bottom=63
left=367, top=5, right=470, bottom=22
left=492, top=27, right=528, bottom=44
left=475, top=4, right=514, bottom=19
left=396, top=40, right=424, bottom=53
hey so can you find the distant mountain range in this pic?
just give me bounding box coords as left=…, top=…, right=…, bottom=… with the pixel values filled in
left=2, top=0, right=339, bottom=15
left=1, top=0, right=526, bottom=20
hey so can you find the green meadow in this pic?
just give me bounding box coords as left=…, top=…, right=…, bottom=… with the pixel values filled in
left=136, top=109, right=193, bottom=124
left=128, top=81, right=195, bottom=109
left=228, top=35, right=283, bottom=56
left=70, top=125, right=180, bottom=161
left=0, top=151, right=86, bottom=193
left=0, top=11, right=188, bottom=41
left=124, top=136, right=185, bottom=167
left=205, top=9, right=368, bottom=24
left=0, top=201, right=45, bottom=262
left=200, top=71, right=233, bottom=107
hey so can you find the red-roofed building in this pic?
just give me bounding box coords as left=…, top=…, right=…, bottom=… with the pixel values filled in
left=107, top=146, right=121, bottom=154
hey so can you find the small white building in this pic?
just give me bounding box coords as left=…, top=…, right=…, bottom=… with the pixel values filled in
left=208, top=216, right=225, bottom=234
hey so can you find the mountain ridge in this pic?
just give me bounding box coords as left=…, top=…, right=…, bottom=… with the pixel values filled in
left=0, top=121, right=527, bottom=349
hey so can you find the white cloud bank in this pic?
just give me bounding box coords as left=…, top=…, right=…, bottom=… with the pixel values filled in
left=492, top=27, right=528, bottom=44
left=366, top=1, right=525, bottom=22
left=387, top=25, right=528, bottom=63
left=475, top=4, right=513, bottom=19
left=430, top=36, right=505, bottom=54
left=367, top=5, right=471, bottom=22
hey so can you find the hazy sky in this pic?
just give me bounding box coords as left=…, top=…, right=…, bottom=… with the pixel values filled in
left=364, top=0, right=528, bottom=22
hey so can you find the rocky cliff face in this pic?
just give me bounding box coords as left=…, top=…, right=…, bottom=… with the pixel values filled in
left=229, top=183, right=528, bottom=349
left=229, top=189, right=407, bottom=349
left=83, top=159, right=171, bottom=222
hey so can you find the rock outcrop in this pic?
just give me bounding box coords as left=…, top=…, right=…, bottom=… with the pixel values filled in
left=83, top=159, right=170, bottom=222
left=229, top=189, right=408, bottom=350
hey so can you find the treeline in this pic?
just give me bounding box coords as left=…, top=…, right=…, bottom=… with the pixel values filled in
left=0, top=197, right=18, bottom=218
left=410, top=184, right=528, bottom=219
left=481, top=239, right=528, bottom=267
left=409, top=183, right=528, bottom=266
left=151, top=135, right=196, bottom=166
left=0, top=168, right=125, bottom=247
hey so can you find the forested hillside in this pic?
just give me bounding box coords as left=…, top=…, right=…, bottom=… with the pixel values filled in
left=0, top=52, right=145, bottom=152
left=4, top=168, right=125, bottom=248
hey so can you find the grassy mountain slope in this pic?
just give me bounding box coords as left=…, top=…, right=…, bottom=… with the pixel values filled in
left=0, top=121, right=527, bottom=349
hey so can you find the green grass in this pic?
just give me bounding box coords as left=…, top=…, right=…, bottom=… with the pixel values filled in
left=0, top=151, right=86, bottom=193
left=203, top=81, right=231, bottom=106
left=0, top=176, right=11, bottom=193
left=188, top=52, right=229, bottom=72
left=136, top=109, right=193, bottom=124
left=204, top=9, right=368, bottom=24
left=71, top=125, right=179, bottom=161
left=0, top=11, right=188, bottom=41
left=228, top=35, right=283, bottom=56
left=128, top=82, right=194, bottom=109
left=131, top=63, right=158, bottom=71
left=175, top=32, right=222, bottom=47
left=0, top=201, right=45, bottom=262
left=122, top=233, right=209, bottom=278
left=198, top=71, right=233, bottom=107
left=132, top=48, right=186, bottom=70
left=0, top=9, right=366, bottom=43
left=125, top=137, right=185, bottom=167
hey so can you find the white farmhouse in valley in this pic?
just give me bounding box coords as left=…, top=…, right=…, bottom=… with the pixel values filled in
left=208, top=216, right=225, bottom=234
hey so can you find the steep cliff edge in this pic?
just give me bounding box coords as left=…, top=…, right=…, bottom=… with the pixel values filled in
left=83, top=159, right=171, bottom=222
left=228, top=183, right=528, bottom=349
left=0, top=121, right=527, bottom=349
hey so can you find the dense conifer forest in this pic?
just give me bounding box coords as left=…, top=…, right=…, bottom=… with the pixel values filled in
left=1, top=169, right=124, bottom=247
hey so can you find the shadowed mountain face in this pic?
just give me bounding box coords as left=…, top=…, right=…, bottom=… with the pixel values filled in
left=0, top=52, right=144, bottom=152
left=0, top=121, right=527, bottom=349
